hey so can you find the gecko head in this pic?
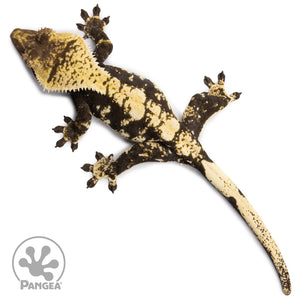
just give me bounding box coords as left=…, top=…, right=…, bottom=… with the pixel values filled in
left=11, top=27, right=91, bottom=91
left=11, top=28, right=60, bottom=69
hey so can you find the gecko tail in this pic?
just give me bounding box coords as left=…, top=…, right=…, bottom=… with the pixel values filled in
left=195, top=155, right=291, bottom=295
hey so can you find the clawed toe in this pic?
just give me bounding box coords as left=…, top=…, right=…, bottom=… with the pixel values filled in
left=93, top=4, right=100, bottom=16
left=80, top=9, right=89, bottom=22
left=204, top=76, right=214, bottom=88
left=52, top=126, right=64, bottom=133
left=55, top=137, right=66, bottom=148
left=102, top=16, right=110, bottom=25
left=217, top=71, right=225, bottom=85
left=230, top=92, right=242, bottom=101
left=64, top=116, right=72, bottom=123
left=76, top=23, right=85, bottom=31
left=87, top=177, right=98, bottom=188
left=81, top=163, right=93, bottom=172
left=71, top=142, right=78, bottom=152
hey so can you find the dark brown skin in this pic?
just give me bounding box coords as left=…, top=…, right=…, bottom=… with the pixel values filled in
left=10, top=4, right=291, bottom=295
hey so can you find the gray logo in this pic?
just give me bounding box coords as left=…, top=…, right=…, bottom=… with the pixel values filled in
left=12, top=236, right=65, bottom=290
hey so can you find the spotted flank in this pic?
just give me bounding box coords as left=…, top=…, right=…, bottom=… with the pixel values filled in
left=11, top=4, right=291, bottom=295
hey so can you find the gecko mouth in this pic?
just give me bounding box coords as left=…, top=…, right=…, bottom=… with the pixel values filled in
left=11, top=28, right=37, bottom=55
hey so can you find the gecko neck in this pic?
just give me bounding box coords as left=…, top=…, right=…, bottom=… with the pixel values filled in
left=37, top=34, right=112, bottom=94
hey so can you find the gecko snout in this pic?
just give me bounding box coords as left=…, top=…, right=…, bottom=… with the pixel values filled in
left=11, top=28, right=37, bottom=55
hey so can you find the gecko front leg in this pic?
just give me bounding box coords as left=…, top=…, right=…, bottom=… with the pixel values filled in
left=53, top=94, right=92, bottom=151
left=82, top=142, right=180, bottom=192
left=182, top=72, right=241, bottom=137
left=77, top=5, right=112, bottom=64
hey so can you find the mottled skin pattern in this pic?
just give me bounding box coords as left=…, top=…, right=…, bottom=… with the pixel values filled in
left=11, top=5, right=291, bottom=295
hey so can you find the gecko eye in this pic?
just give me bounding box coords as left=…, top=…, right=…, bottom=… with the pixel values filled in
left=35, top=28, right=54, bottom=44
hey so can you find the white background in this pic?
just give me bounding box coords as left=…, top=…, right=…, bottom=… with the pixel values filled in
left=1, top=0, right=299, bottom=299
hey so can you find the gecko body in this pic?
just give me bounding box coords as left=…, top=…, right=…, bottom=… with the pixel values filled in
left=11, top=5, right=291, bottom=295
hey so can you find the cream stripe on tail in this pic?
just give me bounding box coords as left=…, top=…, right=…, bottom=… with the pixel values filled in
left=199, top=158, right=291, bottom=295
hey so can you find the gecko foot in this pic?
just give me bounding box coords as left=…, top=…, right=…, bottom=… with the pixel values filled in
left=81, top=152, right=117, bottom=192
left=53, top=116, right=89, bottom=151
left=204, top=71, right=241, bottom=102
left=76, top=4, right=110, bottom=39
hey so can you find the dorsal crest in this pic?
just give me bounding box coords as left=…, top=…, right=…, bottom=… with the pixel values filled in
left=36, top=32, right=111, bottom=93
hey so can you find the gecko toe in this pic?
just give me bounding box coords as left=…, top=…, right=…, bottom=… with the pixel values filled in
left=76, top=23, right=85, bottom=31
left=80, top=9, right=90, bottom=21
left=108, top=179, right=117, bottom=193
left=95, top=151, right=104, bottom=160
left=93, top=4, right=100, bottom=16
left=103, top=16, right=110, bottom=25
left=230, top=92, right=242, bottom=101
left=217, top=71, right=225, bottom=85
left=87, top=177, right=98, bottom=188
left=81, top=163, right=93, bottom=172
left=52, top=126, right=64, bottom=133
left=204, top=76, right=214, bottom=88
left=55, top=138, right=66, bottom=148
left=71, top=142, right=78, bottom=152
left=64, top=116, right=72, bottom=124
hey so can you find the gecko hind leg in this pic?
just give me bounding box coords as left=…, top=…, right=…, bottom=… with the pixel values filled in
left=182, top=72, right=241, bottom=138
left=82, top=152, right=116, bottom=191
left=82, top=142, right=180, bottom=192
